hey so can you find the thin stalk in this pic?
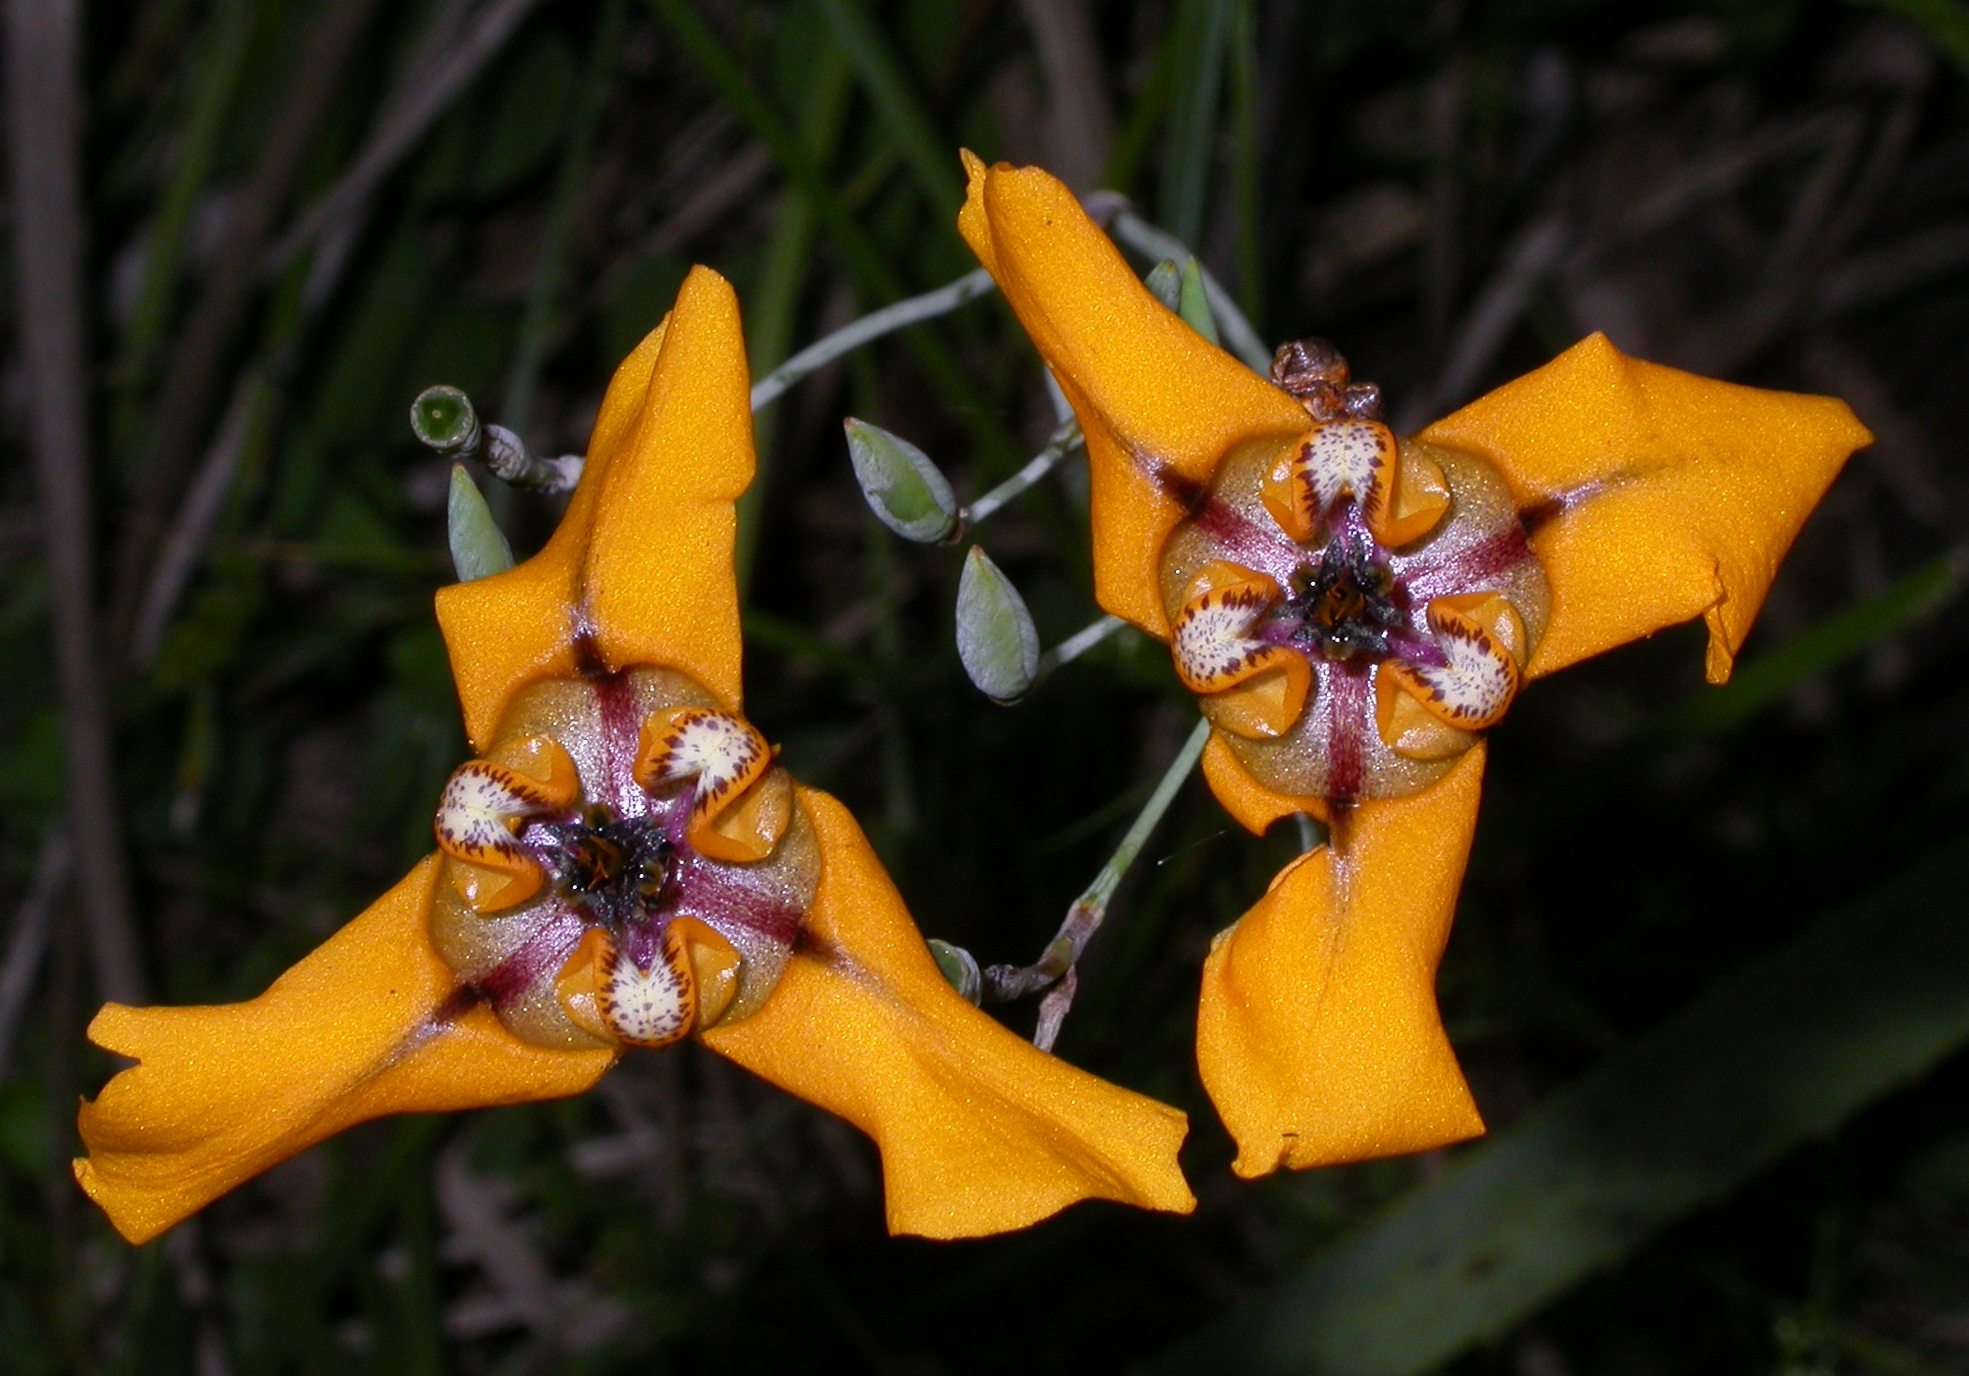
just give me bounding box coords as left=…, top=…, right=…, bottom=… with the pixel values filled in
left=1091, top=195, right=1272, bottom=371
left=1034, top=614, right=1126, bottom=682
left=984, top=716, right=1211, bottom=1014
left=962, top=418, right=1080, bottom=526
left=748, top=267, right=997, bottom=412
left=5, top=0, right=146, bottom=1003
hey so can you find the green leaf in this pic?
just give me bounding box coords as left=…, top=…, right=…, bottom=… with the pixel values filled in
left=1179, top=258, right=1221, bottom=344
left=843, top=418, right=958, bottom=543
left=955, top=546, right=1040, bottom=703
left=1157, top=836, right=1969, bottom=1376
left=1161, top=0, right=1234, bottom=245
left=446, top=464, right=513, bottom=583
left=811, top=0, right=961, bottom=211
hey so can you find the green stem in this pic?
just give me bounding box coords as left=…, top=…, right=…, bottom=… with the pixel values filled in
left=983, top=717, right=1211, bottom=1006
left=748, top=267, right=997, bottom=412
left=963, top=418, right=1080, bottom=526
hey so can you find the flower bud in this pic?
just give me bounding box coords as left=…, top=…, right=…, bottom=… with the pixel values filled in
left=447, top=464, right=514, bottom=583
left=844, top=418, right=959, bottom=543
left=928, top=939, right=983, bottom=1005
left=1178, top=258, right=1220, bottom=345
left=955, top=546, right=1040, bottom=703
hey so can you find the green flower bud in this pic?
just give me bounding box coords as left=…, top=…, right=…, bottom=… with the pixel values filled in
left=412, top=386, right=481, bottom=455
left=955, top=546, right=1040, bottom=704
left=844, top=418, right=959, bottom=543
left=447, top=464, right=514, bottom=583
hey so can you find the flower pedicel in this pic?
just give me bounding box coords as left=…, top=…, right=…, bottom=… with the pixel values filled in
left=74, top=267, right=1194, bottom=1244
left=958, top=154, right=1873, bottom=1177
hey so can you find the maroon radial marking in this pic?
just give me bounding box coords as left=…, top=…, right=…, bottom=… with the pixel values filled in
left=1323, top=661, right=1371, bottom=804
left=592, top=671, right=645, bottom=817
left=1402, top=525, right=1535, bottom=602
left=672, top=856, right=804, bottom=947
left=473, top=901, right=588, bottom=1009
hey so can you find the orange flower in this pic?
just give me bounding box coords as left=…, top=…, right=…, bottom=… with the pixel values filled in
left=958, top=154, right=1873, bottom=1177
left=75, top=266, right=1194, bottom=1244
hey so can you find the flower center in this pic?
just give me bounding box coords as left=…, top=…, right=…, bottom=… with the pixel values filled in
left=1159, top=339, right=1551, bottom=804
left=1276, top=531, right=1406, bottom=662
left=428, top=669, right=819, bottom=1053
left=543, top=809, right=677, bottom=917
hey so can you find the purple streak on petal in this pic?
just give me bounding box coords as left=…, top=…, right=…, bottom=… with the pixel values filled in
left=1403, top=525, right=1536, bottom=602
left=673, top=856, right=802, bottom=949
left=1143, top=455, right=1301, bottom=583
left=1323, top=661, right=1371, bottom=804
left=1389, top=627, right=1448, bottom=668
left=593, top=672, right=645, bottom=817
left=473, top=900, right=587, bottom=1010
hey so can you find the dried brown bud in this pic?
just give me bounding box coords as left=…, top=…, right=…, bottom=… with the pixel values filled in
left=1272, top=339, right=1383, bottom=422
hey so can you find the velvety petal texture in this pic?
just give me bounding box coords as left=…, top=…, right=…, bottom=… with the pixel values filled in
left=1196, top=746, right=1488, bottom=1177
left=1422, top=333, right=1872, bottom=682
left=75, top=858, right=617, bottom=1244
left=957, top=153, right=1310, bottom=636
left=705, top=788, right=1196, bottom=1238
left=437, top=265, right=755, bottom=751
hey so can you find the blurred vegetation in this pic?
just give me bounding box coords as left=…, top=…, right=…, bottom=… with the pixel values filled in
left=5, top=0, right=1969, bottom=1371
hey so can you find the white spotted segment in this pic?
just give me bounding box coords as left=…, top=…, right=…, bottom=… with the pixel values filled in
left=436, top=764, right=539, bottom=863
left=433, top=746, right=580, bottom=911
left=1381, top=601, right=1522, bottom=730
left=636, top=707, right=770, bottom=825
left=598, top=927, right=698, bottom=1047
left=1263, top=421, right=1396, bottom=542
left=1172, top=576, right=1285, bottom=693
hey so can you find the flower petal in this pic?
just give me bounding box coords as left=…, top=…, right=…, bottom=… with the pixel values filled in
left=437, top=266, right=755, bottom=751
left=1420, top=333, right=1872, bottom=682
left=73, top=857, right=617, bottom=1244
left=1196, top=745, right=1488, bottom=1177
left=957, top=154, right=1310, bottom=636
left=1200, top=732, right=1329, bottom=833
left=704, top=787, right=1195, bottom=1238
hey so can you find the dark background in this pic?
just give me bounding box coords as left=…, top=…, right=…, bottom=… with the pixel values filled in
left=5, top=0, right=1969, bottom=1371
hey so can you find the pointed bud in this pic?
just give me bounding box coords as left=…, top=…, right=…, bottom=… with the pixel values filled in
left=447, top=464, right=514, bottom=583
left=928, top=939, right=983, bottom=1005
left=412, top=386, right=482, bottom=455
left=1178, top=259, right=1220, bottom=345
left=1144, top=259, right=1182, bottom=309
left=956, top=546, right=1040, bottom=703
left=844, top=418, right=959, bottom=543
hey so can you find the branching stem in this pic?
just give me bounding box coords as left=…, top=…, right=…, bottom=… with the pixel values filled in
left=963, top=418, right=1081, bottom=526
left=984, top=717, right=1211, bottom=1047
left=749, top=266, right=996, bottom=412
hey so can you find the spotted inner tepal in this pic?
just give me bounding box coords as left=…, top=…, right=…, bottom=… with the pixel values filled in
left=1160, top=340, right=1550, bottom=807
left=432, top=665, right=817, bottom=1051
